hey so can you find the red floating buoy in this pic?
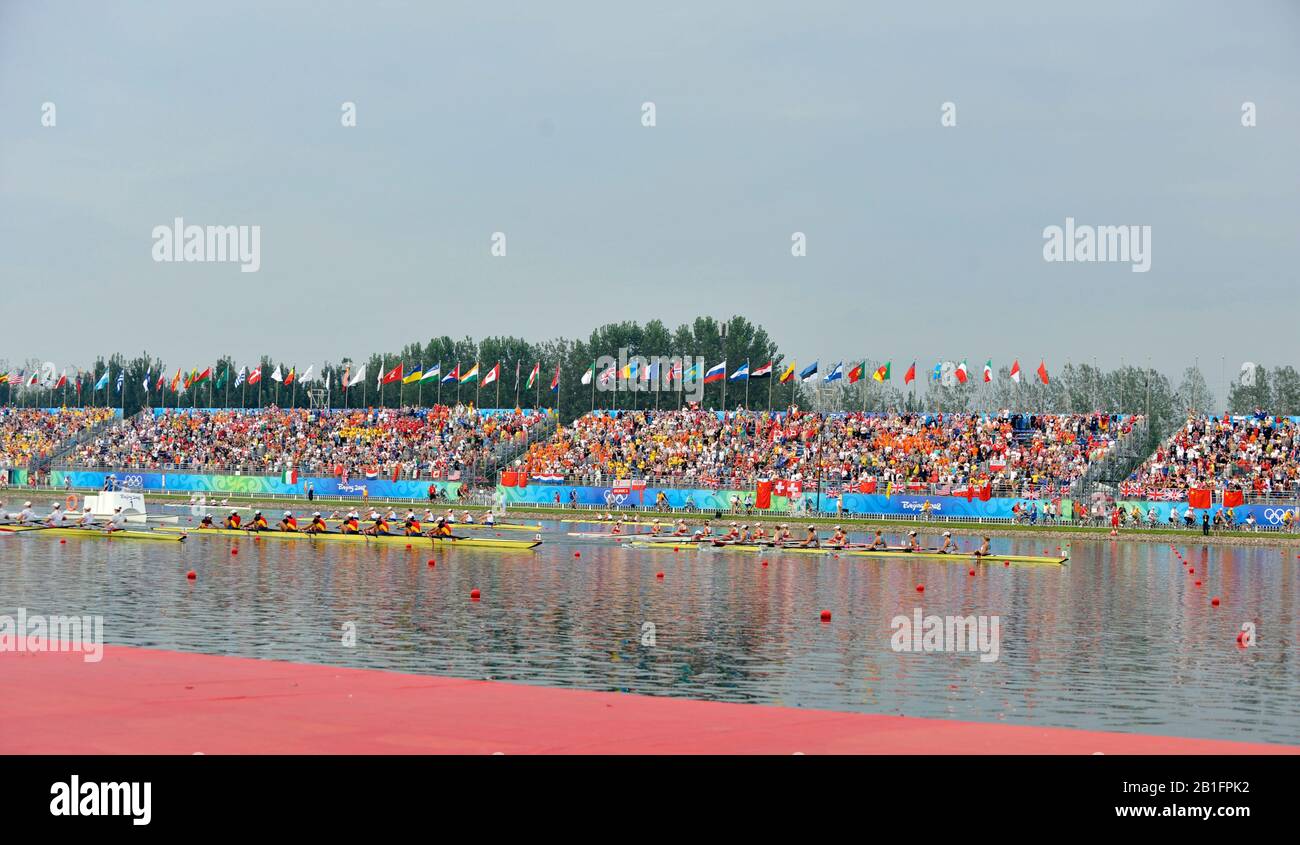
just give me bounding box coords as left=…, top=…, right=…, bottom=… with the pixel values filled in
left=1195, top=580, right=1202, bottom=586
left=1188, top=568, right=1194, bottom=574
left=574, top=552, right=581, bottom=559
left=60, top=539, right=66, bottom=544
left=405, top=544, right=412, bottom=550
left=186, top=570, right=196, bottom=580
left=470, top=589, right=480, bottom=600
left=916, top=585, right=925, bottom=593
left=427, top=559, right=436, bottom=568
left=1211, top=597, right=1220, bottom=607
left=968, top=569, right=976, bottom=576
left=231, top=548, right=238, bottom=556
left=656, top=571, right=664, bottom=579
left=820, top=610, right=831, bottom=622
left=1004, top=560, right=1010, bottom=566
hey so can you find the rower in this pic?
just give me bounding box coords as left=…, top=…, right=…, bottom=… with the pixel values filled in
left=905, top=530, right=921, bottom=552
left=937, top=531, right=955, bottom=554
left=462, top=510, right=475, bottom=524
left=198, top=514, right=215, bottom=528
left=45, top=503, right=66, bottom=527
left=223, top=510, right=242, bottom=530
left=79, top=506, right=97, bottom=528
left=250, top=511, right=270, bottom=531
left=800, top=525, right=819, bottom=548
left=16, top=501, right=36, bottom=524
left=305, top=512, right=328, bottom=533
left=484, top=511, right=496, bottom=526
left=364, top=513, right=390, bottom=535
left=869, top=529, right=887, bottom=550
left=403, top=511, right=422, bottom=536
left=445, top=509, right=457, bottom=524
left=428, top=517, right=453, bottom=538
left=340, top=512, right=361, bottom=534
left=973, top=536, right=991, bottom=558
left=692, top=520, right=713, bottom=540
left=279, top=511, right=298, bottom=531
left=752, top=524, right=766, bottom=541
left=672, top=519, right=689, bottom=537
left=828, top=525, right=848, bottom=547
left=737, top=524, right=751, bottom=543
left=611, top=518, right=624, bottom=536
left=722, top=522, right=740, bottom=542
left=106, top=507, right=129, bottom=534
left=650, top=518, right=662, bottom=536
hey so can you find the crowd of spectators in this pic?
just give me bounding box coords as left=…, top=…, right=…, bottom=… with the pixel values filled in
left=59, top=405, right=548, bottom=482
left=518, top=409, right=1138, bottom=495
left=0, top=407, right=117, bottom=469
left=1124, top=413, right=1300, bottom=500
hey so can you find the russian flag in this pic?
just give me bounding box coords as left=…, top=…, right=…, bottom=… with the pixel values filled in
left=825, top=362, right=844, bottom=383
left=704, top=361, right=726, bottom=383
left=799, top=361, right=819, bottom=382
left=729, top=362, right=749, bottom=381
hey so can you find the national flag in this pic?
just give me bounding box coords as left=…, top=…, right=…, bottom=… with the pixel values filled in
left=281, top=469, right=298, bottom=485
left=729, top=362, right=749, bottom=381
left=1037, top=360, right=1050, bottom=384
left=875, top=362, right=892, bottom=382
left=27, top=371, right=40, bottom=387
left=247, top=365, right=263, bottom=385
left=482, top=363, right=500, bottom=387
left=271, top=365, right=283, bottom=383
left=156, top=373, right=166, bottom=391
left=682, top=361, right=702, bottom=383
left=141, top=370, right=150, bottom=391
left=94, top=371, right=109, bottom=391
left=233, top=367, right=246, bottom=388
left=1223, top=490, right=1244, bottom=508
left=442, top=364, right=459, bottom=384
left=403, top=366, right=423, bottom=384
left=904, top=362, right=915, bottom=384
left=580, top=364, right=595, bottom=385
left=54, top=370, right=67, bottom=390
left=169, top=369, right=182, bottom=391
left=421, top=364, right=441, bottom=382
left=847, top=362, right=865, bottom=384
left=751, top=361, right=773, bottom=379
left=955, top=360, right=969, bottom=384
left=345, top=364, right=365, bottom=388
left=620, top=360, right=638, bottom=380
left=825, top=362, right=844, bottom=383
left=283, top=367, right=296, bottom=387
left=460, top=363, right=480, bottom=384
left=597, top=364, right=617, bottom=385
left=704, top=361, right=726, bottom=383
left=192, top=367, right=212, bottom=386
left=298, top=365, right=314, bottom=384
left=115, top=372, right=124, bottom=393
left=550, top=364, right=560, bottom=392
left=983, top=360, right=993, bottom=383
left=215, top=368, right=228, bottom=390
left=778, top=362, right=796, bottom=383
left=799, top=362, right=819, bottom=382
left=381, top=363, right=404, bottom=385
left=0, top=373, right=7, bottom=385
left=643, top=361, right=656, bottom=383
left=526, top=362, right=540, bottom=389
left=1009, top=360, right=1021, bottom=384
left=932, top=363, right=942, bottom=381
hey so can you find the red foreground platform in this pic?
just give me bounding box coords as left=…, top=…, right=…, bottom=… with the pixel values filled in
left=3, top=644, right=1295, bottom=754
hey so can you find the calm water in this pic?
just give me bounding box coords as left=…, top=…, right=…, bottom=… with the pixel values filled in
left=2, top=522, right=1297, bottom=745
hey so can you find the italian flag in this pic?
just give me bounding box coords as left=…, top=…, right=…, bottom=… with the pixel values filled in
left=281, top=469, right=298, bottom=484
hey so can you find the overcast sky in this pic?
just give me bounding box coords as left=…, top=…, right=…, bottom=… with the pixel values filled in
left=2, top=1, right=1297, bottom=396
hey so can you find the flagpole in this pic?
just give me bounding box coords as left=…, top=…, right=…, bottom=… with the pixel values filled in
left=496, top=363, right=500, bottom=409
left=590, top=360, right=596, bottom=413
left=437, top=362, right=442, bottom=406
left=768, top=368, right=773, bottom=414
left=380, top=356, right=386, bottom=409
left=744, top=359, right=750, bottom=410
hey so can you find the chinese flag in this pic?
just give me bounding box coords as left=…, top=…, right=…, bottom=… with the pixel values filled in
left=755, top=480, right=774, bottom=510
left=1188, top=488, right=1212, bottom=509
left=1037, top=360, right=1050, bottom=384
left=501, top=471, right=518, bottom=487
left=904, top=362, right=916, bottom=385
left=979, top=484, right=992, bottom=502
left=858, top=479, right=877, bottom=494
left=1223, top=490, right=1244, bottom=508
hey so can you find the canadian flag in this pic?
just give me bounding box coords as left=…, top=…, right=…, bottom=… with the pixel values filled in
left=1009, top=360, right=1021, bottom=383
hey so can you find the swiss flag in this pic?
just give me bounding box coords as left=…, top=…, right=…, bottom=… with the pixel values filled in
left=773, top=480, right=788, bottom=496
left=1223, top=490, right=1244, bottom=508
left=755, top=480, right=774, bottom=510
left=382, top=364, right=404, bottom=385
left=1188, top=488, right=1212, bottom=509
left=787, top=480, right=803, bottom=498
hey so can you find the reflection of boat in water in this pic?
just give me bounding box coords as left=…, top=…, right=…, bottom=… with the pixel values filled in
left=1, top=525, right=185, bottom=542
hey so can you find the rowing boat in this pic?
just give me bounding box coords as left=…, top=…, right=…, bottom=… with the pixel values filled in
left=2, top=525, right=185, bottom=543
left=155, top=526, right=540, bottom=550
left=324, top=518, right=541, bottom=533
left=621, top=540, right=1065, bottom=565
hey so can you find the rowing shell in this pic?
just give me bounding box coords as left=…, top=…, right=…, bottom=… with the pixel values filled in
left=324, top=518, right=541, bottom=533
left=621, top=540, right=1065, bottom=566
left=155, top=526, right=539, bottom=550
left=3, top=525, right=185, bottom=542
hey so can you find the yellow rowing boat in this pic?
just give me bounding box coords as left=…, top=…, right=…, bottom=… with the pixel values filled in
left=0, top=525, right=185, bottom=542
left=156, top=526, right=539, bottom=550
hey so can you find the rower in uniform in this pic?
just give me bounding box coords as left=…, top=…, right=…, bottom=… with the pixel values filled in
left=827, top=525, right=848, bottom=547
left=937, top=531, right=955, bottom=554
left=16, top=501, right=36, bottom=524
left=672, top=519, right=689, bottom=537
left=403, top=512, right=422, bottom=536
left=905, top=530, right=921, bottom=552
left=305, top=513, right=329, bottom=534
left=106, top=507, right=129, bottom=534
left=45, top=504, right=66, bottom=527
left=462, top=510, right=475, bottom=524
left=799, top=525, right=820, bottom=548
left=224, top=510, right=242, bottom=530
left=869, top=529, right=887, bottom=550
left=80, top=506, right=98, bottom=528
left=428, top=517, right=453, bottom=538
left=650, top=518, right=662, bottom=536
left=250, top=511, right=270, bottom=531
left=364, top=514, right=390, bottom=535
left=279, top=511, right=298, bottom=531
left=973, top=537, right=991, bottom=558
left=340, top=511, right=361, bottom=534
left=483, top=512, right=496, bottom=526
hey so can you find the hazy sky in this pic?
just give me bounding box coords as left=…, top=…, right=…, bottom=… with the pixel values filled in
left=3, top=1, right=1298, bottom=393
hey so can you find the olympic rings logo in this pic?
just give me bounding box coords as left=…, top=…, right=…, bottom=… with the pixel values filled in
left=119, top=475, right=144, bottom=489
left=1262, top=508, right=1291, bottom=524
